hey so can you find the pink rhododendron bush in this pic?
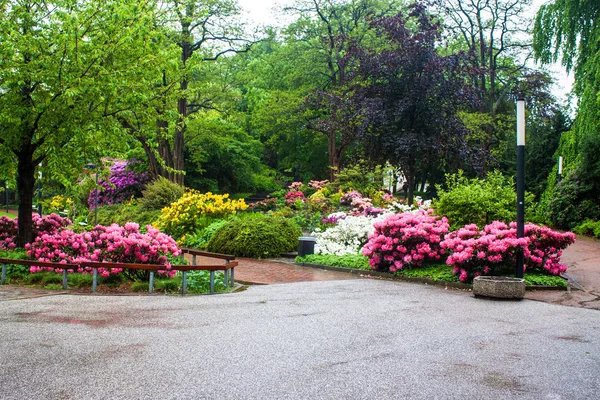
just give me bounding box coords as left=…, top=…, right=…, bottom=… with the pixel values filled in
left=362, top=210, right=450, bottom=272
left=441, top=221, right=575, bottom=282
left=0, top=214, right=71, bottom=250
left=25, top=222, right=181, bottom=279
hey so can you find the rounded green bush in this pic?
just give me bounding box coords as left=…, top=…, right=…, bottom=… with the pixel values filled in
left=139, top=177, right=185, bottom=211
left=207, top=215, right=301, bottom=258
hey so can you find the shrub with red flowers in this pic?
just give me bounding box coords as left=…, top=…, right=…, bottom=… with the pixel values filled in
left=0, top=213, right=71, bottom=250
left=88, top=159, right=150, bottom=209
left=362, top=210, right=450, bottom=272
left=441, top=221, right=575, bottom=282
left=26, top=222, right=181, bottom=280
left=285, top=191, right=306, bottom=206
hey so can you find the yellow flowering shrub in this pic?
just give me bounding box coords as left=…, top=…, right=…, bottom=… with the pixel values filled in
left=44, top=195, right=74, bottom=215
left=155, top=190, right=248, bottom=239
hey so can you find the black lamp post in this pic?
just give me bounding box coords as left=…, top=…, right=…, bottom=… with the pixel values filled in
left=516, top=99, right=525, bottom=278
left=86, top=164, right=99, bottom=226
left=37, top=163, right=43, bottom=217
left=4, top=181, right=8, bottom=214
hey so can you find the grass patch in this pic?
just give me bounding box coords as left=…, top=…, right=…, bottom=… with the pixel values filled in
left=43, top=283, right=63, bottom=290
left=0, top=211, right=15, bottom=218
left=395, top=264, right=459, bottom=282
left=295, top=254, right=567, bottom=288
left=523, top=272, right=568, bottom=288
left=295, top=254, right=371, bottom=270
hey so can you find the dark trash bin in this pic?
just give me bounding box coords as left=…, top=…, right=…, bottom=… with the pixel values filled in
left=298, top=236, right=317, bottom=257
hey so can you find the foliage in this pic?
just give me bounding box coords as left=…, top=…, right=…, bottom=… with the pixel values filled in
left=362, top=210, right=450, bottom=272
left=181, top=220, right=229, bottom=250
left=155, top=190, right=248, bottom=240
left=139, top=177, right=185, bottom=212
left=0, top=0, right=164, bottom=246
left=26, top=223, right=181, bottom=281
left=441, top=221, right=575, bottom=282
left=534, top=0, right=600, bottom=229
left=184, top=115, right=278, bottom=193
left=91, top=203, right=162, bottom=230
left=0, top=248, right=29, bottom=278
left=186, top=270, right=228, bottom=293
left=433, top=171, right=534, bottom=230
left=544, top=169, right=600, bottom=229
left=574, top=220, right=600, bottom=239
left=88, top=160, right=150, bottom=209
left=328, top=5, right=474, bottom=204
left=207, top=215, right=301, bottom=258
left=296, top=253, right=371, bottom=270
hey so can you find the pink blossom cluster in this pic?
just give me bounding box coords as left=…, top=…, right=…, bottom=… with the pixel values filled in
left=308, top=180, right=329, bottom=189
left=362, top=210, right=450, bottom=272
left=340, top=190, right=363, bottom=206
left=441, top=221, right=575, bottom=282
left=288, top=182, right=303, bottom=191
left=25, top=223, right=181, bottom=277
left=0, top=213, right=71, bottom=250
left=0, top=216, right=17, bottom=250
left=515, top=222, right=575, bottom=274
left=285, top=191, right=306, bottom=205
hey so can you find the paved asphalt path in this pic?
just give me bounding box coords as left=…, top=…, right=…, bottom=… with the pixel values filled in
left=1, top=279, right=599, bottom=400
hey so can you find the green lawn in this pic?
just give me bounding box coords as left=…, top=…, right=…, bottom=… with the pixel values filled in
left=0, top=211, right=16, bottom=219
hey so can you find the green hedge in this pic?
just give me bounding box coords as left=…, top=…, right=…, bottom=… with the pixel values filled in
left=207, top=214, right=301, bottom=258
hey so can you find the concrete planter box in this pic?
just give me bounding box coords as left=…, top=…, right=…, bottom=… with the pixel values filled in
left=473, top=276, right=525, bottom=299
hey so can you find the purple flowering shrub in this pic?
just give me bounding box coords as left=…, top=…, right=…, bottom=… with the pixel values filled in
left=441, top=221, right=575, bottom=282
left=26, top=222, right=181, bottom=279
left=88, top=160, right=150, bottom=209
left=362, top=210, right=450, bottom=272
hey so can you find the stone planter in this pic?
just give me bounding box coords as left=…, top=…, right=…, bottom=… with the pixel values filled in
left=473, top=276, right=525, bottom=299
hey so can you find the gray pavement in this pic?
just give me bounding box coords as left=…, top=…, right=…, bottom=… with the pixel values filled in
left=1, top=279, right=599, bottom=399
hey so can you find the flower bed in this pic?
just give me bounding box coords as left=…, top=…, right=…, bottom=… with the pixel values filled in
left=362, top=210, right=449, bottom=272
left=441, top=221, right=575, bottom=282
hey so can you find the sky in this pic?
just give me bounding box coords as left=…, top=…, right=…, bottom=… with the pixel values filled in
left=236, top=0, right=574, bottom=103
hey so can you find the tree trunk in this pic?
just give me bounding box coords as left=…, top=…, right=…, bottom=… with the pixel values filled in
left=16, top=151, right=35, bottom=247
left=327, top=131, right=338, bottom=182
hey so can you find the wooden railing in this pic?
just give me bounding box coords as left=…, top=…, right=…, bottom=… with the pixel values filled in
left=0, top=249, right=237, bottom=294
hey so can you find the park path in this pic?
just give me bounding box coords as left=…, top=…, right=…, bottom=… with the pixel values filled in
left=526, top=235, right=600, bottom=310
left=234, top=258, right=357, bottom=284
left=2, top=236, right=598, bottom=310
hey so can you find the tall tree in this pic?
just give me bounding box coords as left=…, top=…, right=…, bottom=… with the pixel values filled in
left=435, top=0, right=534, bottom=174
left=0, top=0, right=162, bottom=246
left=335, top=4, right=475, bottom=203
left=286, top=0, right=401, bottom=180
left=533, top=0, right=600, bottom=223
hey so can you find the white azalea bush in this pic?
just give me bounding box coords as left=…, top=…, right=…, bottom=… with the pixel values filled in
left=312, top=213, right=389, bottom=255
left=388, top=196, right=432, bottom=213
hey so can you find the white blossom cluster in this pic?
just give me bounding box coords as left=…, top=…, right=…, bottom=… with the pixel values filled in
left=388, top=196, right=432, bottom=213
left=312, top=213, right=389, bottom=256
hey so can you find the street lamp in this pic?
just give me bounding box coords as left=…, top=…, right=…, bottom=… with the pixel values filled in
left=38, top=163, right=43, bottom=217
left=516, top=99, right=525, bottom=278
left=558, top=156, right=563, bottom=178
left=86, top=164, right=99, bottom=226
